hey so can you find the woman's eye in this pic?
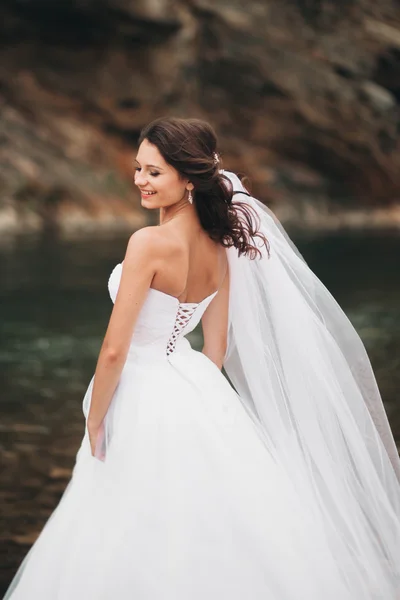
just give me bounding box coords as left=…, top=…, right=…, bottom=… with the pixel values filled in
left=134, top=167, right=159, bottom=177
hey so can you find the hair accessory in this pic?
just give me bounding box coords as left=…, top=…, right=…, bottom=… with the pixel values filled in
left=188, top=189, right=193, bottom=204
left=213, top=152, right=220, bottom=165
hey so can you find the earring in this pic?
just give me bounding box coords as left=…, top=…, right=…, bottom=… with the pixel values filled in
left=188, top=189, right=193, bottom=204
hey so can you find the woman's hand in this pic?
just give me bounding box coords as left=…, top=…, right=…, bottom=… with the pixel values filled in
left=88, top=421, right=106, bottom=461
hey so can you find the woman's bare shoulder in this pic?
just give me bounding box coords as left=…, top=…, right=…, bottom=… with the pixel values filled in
left=126, top=225, right=184, bottom=262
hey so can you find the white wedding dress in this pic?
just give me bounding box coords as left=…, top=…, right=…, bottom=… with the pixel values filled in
left=4, top=260, right=400, bottom=600
left=5, top=165, right=400, bottom=599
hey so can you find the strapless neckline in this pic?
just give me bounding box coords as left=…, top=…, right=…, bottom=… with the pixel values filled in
left=149, top=287, right=218, bottom=307
left=111, top=262, right=218, bottom=307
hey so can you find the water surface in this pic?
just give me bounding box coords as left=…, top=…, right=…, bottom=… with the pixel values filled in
left=1, top=229, right=399, bottom=592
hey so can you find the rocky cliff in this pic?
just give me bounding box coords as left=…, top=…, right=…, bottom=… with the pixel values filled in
left=1, top=0, right=400, bottom=233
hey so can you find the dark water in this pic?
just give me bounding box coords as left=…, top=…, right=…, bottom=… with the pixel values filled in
left=1, top=229, right=399, bottom=592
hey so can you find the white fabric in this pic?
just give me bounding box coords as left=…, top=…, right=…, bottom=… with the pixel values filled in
left=4, top=177, right=400, bottom=599
left=223, top=169, right=400, bottom=595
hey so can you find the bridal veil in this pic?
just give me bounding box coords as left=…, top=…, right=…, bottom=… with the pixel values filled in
left=223, top=169, right=400, bottom=588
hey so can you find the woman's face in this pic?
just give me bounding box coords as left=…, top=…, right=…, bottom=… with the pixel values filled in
left=134, top=138, right=193, bottom=209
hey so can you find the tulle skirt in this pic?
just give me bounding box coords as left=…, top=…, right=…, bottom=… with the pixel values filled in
left=4, top=347, right=400, bottom=599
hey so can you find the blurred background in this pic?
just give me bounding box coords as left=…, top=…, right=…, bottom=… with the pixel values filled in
left=1, top=0, right=400, bottom=592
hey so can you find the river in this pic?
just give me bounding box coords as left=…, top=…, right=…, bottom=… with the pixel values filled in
left=1, top=228, right=399, bottom=592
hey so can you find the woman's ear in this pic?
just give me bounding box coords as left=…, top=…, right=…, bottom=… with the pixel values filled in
left=186, top=182, right=194, bottom=192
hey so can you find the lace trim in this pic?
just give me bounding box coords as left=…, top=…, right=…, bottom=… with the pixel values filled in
left=166, top=305, right=197, bottom=356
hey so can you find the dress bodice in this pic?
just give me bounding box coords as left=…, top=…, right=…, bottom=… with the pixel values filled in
left=108, top=263, right=217, bottom=361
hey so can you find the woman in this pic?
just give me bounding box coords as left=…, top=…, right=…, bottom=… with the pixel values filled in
left=4, top=117, right=400, bottom=599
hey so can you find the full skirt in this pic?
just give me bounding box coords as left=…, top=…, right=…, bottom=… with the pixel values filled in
left=4, top=346, right=400, bottom=599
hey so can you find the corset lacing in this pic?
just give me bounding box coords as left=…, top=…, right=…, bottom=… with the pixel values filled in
left=166, top=305, right=197, bottom=356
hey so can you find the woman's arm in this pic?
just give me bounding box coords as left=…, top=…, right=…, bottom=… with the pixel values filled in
left=87, top=227, right=160, bottom=454
left=201, top=267, right=229, bottom=370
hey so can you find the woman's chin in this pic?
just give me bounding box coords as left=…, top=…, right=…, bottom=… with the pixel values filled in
left=141, top=198, right=159, bottom=209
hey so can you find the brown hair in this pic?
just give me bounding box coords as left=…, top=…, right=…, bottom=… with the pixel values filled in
left=138, top=117, right=269, bottom=259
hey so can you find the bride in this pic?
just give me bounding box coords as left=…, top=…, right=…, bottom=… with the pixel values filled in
left=4, top=117, right=400, bottom=600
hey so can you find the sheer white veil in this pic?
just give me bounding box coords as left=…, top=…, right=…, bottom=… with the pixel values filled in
left=222, top=170, right=400, bottom=568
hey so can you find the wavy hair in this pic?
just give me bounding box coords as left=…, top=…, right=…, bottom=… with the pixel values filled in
left=138, top=117, right=269, bottom=259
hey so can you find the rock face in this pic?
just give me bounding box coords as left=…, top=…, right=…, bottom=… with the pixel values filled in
left=1, top=0, right=400, bottom=232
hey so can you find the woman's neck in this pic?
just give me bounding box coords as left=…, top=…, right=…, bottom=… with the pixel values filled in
left=159, top=203, right=195, bottom=226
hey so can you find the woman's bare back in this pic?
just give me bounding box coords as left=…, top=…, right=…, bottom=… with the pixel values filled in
left=150, top=220, right=227, bottom=304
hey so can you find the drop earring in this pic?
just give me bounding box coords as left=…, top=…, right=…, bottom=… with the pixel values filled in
left=188, top=189, right=193, bottom=204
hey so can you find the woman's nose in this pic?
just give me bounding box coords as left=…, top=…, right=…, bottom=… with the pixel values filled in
left=134, top=171, right=147, bottom=187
